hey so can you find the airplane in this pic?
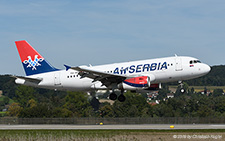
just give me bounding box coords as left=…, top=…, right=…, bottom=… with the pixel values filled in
left=14, top=40, right=211, bottom=102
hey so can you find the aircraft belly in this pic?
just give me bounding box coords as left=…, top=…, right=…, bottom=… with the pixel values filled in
left=61, top=78, right=92, bottom=91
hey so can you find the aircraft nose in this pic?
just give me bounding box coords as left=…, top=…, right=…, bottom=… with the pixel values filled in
left=203, top=64, right=211, bottom=74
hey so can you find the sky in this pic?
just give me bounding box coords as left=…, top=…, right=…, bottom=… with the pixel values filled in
left=1, top=0, right=225, bottom=76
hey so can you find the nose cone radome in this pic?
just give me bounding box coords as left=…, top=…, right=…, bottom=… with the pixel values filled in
left=203, top=64, right=211, bottom=75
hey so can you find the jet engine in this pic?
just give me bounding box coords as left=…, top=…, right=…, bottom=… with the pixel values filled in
left=118, top=76, right=151, bottom=90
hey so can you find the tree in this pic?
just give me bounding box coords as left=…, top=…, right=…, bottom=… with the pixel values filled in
left=7, top=102, right=23, bottom=117
left=157, top=85, right=170, bottom=100
left=27, top=99, right=37, bottom=108
left=213, top=89, right=224, bottom=97
left=197, top=105, right=214, bottom=117
left=112, top=91, right=152, bottom=117
left=3, top=96, right=9, bottom=105
left=99, top=105, right=114, bottom=118
left=63, top=91, right=92, bottom=117
left=153, top=102, right=174, bottom=117
left=19, top=103, right=53, bottom=118
left=15, top=85, right=36, bottom=107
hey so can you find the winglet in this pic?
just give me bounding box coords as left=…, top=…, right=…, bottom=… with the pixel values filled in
left=64, top=64, right=71, bottom=71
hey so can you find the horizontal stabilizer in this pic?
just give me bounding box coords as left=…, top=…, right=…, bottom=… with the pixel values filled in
left=11, top=75, right=43, bottom=84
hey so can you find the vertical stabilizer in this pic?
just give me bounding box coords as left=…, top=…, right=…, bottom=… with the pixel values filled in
left=15, top=40, right=58, bottom=76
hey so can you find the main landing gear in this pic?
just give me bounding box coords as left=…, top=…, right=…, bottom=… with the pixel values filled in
left=109, top=89, right=126, bottom=102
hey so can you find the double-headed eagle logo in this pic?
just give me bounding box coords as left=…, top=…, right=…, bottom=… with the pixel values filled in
left=23, top=55, right=44, bottom=70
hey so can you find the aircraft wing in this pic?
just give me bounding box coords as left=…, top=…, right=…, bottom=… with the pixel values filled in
left=69, top=66, right=127, bottom=87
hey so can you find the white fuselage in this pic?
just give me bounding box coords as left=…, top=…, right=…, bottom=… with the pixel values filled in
left=16, top=56, right=211, bottom=91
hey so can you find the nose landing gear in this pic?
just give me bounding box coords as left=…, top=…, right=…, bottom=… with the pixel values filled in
left=179, top=81, right=185, bottom=93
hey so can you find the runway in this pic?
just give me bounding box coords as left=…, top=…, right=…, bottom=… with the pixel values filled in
left=1, top=124, right=225, bottom=130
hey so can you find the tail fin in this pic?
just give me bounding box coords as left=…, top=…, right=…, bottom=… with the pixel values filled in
left=15, top=40, right=58, bottom=76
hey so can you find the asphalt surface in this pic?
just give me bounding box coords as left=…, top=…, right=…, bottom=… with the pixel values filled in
left=0, top=124, right=225, bottom=130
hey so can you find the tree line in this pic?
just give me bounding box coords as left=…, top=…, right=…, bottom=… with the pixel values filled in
left=5, top=85, right=225, bottom=118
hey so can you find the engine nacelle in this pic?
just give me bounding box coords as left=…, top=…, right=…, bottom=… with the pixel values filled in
left=119, top=76, right=151, bottom=90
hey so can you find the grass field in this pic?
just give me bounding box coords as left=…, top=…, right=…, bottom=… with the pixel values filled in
left=0, top=111, right=6, bottom=116
left=0, top=129, right=224, bottom=141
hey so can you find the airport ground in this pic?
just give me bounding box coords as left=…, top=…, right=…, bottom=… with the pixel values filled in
left=0, top=125, right=225, bottom=140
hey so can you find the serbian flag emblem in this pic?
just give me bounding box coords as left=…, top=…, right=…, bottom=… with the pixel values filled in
left=190, top=64, right=194, bottom=67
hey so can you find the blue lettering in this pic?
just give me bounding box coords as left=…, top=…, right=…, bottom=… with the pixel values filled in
left=143, top=64, right=150, bottom=72
left=120, top=67, right=123, bottom=74
left=150, top=63, right=157, bottom=71
left=114, top=67, right=119, bottom=74
left=158, top=62, right=161, bottom=70
left=123, top=67, right=129, bottom=74
left=129, top=65, right=135, bottom=73
left=136, top=64, right=142, bottom=73
left=114, top=62, right=167, bottom=74
left=161, top=62, right=168, bottom=70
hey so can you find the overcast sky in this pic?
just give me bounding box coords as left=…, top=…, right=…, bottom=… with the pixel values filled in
left=1, top=0, right=225, bottom=75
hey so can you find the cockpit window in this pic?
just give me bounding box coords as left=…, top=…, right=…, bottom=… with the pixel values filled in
left=190, top=60, right=201, bottom=64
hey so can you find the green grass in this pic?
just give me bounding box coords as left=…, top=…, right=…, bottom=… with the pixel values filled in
left=0, top=111, right=6, bottom=114
left=0, top=129, right=224, bottom=140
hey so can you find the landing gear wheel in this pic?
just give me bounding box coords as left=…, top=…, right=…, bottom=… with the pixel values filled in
left=180, top=88, right=185, bottom=93
left=118, top=94, right=126, bottom=102
left=109, top=93, right=117, bottom=100
left=178, top=81, right=185, bottom=94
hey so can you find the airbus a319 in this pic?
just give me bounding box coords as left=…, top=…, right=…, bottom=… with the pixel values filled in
left=14, top=40, right=211, bottom=102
